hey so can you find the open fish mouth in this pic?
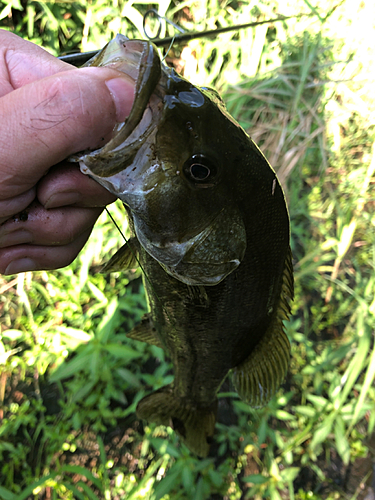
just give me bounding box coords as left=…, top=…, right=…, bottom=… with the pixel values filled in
left=71, top=34, right=167, bottom=184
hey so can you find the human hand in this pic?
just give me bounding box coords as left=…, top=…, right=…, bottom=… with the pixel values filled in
left=0, top=30, right=134, bottom=275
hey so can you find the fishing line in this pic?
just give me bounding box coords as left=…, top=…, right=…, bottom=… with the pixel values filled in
left=161, top=36, right=176, bottom=63
left=104, top=207, right=178, bottom=332
left=104, top=206, right=128, bottom=243
left=58, top=12, right=314, bottom=65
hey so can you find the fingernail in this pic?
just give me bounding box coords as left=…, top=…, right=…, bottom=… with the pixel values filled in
left=0, top=230, right=33, bottom=248
left=105, top=77, right=134, bottom=122
left=5, top=258, right=37, bottom=275
left=44, top=192, right=81, bottom=209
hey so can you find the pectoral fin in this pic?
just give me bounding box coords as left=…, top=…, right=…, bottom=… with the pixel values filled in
left=101, top=238, right=139, bottom=272
left=127, top=314, right=163, bottom=348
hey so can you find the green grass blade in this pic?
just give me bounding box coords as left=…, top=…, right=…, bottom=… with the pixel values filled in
left=60, top=465, right=102, bottom=490
left=349, top=338, right=375, bottom=431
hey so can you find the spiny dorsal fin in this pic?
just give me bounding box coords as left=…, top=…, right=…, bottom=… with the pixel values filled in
left=127, top=313, right=163, bottom=348
left=231, top=322, right=290, bottom=408
left=231, top=248, right=293, bottom=407
left=282, top=246, right=294, bottom=303
left=101, top=238, right=139, bottom=273
left=136, top=386, right=217, bottom=457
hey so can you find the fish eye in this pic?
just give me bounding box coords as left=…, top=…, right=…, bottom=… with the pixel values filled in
left=190, top=163, right=210, bottom=180
left=183, top=155, right=216, bottom=184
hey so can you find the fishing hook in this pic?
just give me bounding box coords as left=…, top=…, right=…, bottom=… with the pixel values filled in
left=143, top=8, right=186, bottom=61
left=142, top=8, right=185, bottom=41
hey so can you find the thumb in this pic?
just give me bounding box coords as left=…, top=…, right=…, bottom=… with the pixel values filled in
left=0, top=66, right=134, bottom=199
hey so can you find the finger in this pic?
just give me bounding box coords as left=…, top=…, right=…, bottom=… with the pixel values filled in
left=0, top=30, right=74, bottom=96
left=0, top=65, right=134, bottom=199
left=36, top=163, right=116, bottom=209
left=0, top=187, right=36, bottom=225
left=0, top=200, right=103, bottom=248
left=0, top=228, right=93, bottom=275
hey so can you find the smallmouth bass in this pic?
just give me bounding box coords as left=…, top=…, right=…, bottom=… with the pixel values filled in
left=71, top=34, right=294, bottom=457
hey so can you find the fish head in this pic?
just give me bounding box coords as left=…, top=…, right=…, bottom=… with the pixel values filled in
left=73, top=35, right=255, bottom=286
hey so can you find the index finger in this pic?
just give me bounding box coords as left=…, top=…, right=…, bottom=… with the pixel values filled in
left=0, top=66, right=134, bottom=199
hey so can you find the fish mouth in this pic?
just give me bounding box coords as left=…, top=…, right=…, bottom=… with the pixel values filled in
left=71, top=34, right=166, bottom=187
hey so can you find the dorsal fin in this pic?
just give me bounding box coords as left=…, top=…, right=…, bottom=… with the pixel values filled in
left=231, top=320, right=290, bottom=407
left=231, top=247, right=293, bottom=407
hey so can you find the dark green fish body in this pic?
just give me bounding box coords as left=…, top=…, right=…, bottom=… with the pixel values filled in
left=71, top=34, right=293, bottom=457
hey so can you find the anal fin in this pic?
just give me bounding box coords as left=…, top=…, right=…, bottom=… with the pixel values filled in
left=137, top=385, right=217, bottom=457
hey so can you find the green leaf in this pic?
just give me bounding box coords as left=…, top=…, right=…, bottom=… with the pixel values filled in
left=152, top=466, right=182, bottom=500
left=336, top=325, right=371, bottom=409
left=71, top=381, right=96, bottom=403
left=350, top=336, right=375, bottom=430
left=295, top=405, right=316, bottom=418
left=104, top=343, right=142, bottom=360
left=116, top=367, right=142, bottom=388
left=233, top=400, right=255, bottom=414
left=280, top=467, right=300, bottom=482
left=275, top=410, right=295, bottom=421
left=258, top=416, right=268, bottom=444
left=96, top=298, right=119, bottom=343
left=49, top=351, right=93, bottom=382
left=310, top=414, right=335, bottom=452
left=334, top=416, right=351, bottom=465
left=208, top=469, right=224, bottom=488
left=0, top=485, right=16, bottom=500
left=270, top=486, right=283, bottom=500
left=305, top=394, right=329, bottom=410
left=181, top=466, right=194, bottom=493
left=194, top=477, right=205, bottom=500
left=86, top=280, right=108, bottom=305
left=242, top=474, right=269, bottom=485
left=57, top=326, right=92, bottom=343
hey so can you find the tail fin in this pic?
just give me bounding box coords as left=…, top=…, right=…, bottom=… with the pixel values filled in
left=136, top=386, right=217, bottom=457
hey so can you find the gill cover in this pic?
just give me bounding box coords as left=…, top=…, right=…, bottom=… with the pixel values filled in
left=133, top=205, right=246, bottom=286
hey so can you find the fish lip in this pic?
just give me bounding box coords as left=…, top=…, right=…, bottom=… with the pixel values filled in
left=70, top=35, right=167, bottom=183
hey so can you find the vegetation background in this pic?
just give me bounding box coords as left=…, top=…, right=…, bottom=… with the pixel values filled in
left=1, top=0, right=375, bottom=498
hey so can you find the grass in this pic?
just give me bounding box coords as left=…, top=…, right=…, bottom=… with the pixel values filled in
left=1, top=0, right=375, bottom=498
